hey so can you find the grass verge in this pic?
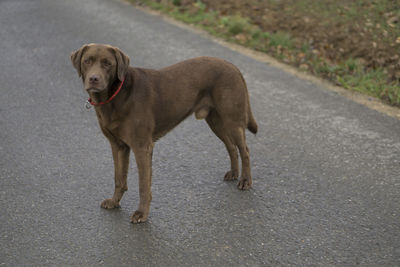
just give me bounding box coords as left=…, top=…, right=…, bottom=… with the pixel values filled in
left=129, top=0, right=400, bottom=107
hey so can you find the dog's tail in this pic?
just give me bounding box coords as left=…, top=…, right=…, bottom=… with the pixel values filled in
left=247, top=105, right=258, bottom=134
left=239, top=71, right=258, bottom=135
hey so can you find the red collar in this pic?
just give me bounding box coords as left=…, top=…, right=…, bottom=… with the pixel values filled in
left=87, top=79, right=125, bottom=106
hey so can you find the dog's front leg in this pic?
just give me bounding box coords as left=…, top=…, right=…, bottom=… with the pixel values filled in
left=101, top=142, right=130, bottom=209
left=131, top=142, right=153, bottom=223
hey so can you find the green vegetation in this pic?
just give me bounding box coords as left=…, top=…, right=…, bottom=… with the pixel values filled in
left=130, top=0, right=400, bottom=106
left=316, top=59, right=399, bottom=104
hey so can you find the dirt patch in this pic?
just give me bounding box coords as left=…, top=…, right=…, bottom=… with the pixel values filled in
left=178, top=0, right=400, bottom=83
left=138, top=6, right=400, bottom=119
left=130, top=0, right=400, bottom=116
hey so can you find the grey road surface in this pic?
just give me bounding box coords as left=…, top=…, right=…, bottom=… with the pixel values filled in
left=1, top=0, right=399, bottom=265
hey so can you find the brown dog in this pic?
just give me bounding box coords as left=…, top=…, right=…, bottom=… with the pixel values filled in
left=71, top=44, right=258, bottom=223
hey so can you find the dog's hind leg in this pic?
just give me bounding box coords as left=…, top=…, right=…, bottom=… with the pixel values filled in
left=230, top=126, right=252, bottom=190
left=206, top=110, right=239, bottom=181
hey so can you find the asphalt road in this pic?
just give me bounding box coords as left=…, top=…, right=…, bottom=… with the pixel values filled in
left=1, top=0, right=399, bottom=265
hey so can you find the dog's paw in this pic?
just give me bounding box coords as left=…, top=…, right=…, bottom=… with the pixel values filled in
left=131, top=210, right=148, bottom=224
left=101, top=199, right=120, bottom=209
left=224, top=170, right=239, bottom=181
left=237, top=177, right=252, bottom=190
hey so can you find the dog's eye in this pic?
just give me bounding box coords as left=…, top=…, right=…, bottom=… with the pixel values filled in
left=83, top=59, right=91, bottom=64
left=102, top=60, right=112, bottom=67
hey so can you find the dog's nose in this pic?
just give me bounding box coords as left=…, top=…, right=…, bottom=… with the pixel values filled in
left=89, top=75, right=100, bottom=83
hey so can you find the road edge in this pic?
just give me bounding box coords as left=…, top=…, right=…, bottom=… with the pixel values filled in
left=125, top=1, right=400, bottom=120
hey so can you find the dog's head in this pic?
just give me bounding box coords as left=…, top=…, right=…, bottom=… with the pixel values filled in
left=71, top=44, right=130, bottom=93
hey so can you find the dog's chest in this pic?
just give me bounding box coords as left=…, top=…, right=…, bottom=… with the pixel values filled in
left=97, top=111, right=128, bottom=141
left=101, top=121, right=131, bottom=145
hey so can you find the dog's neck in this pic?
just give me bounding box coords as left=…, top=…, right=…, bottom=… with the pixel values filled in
left=91, top=72, right=133, bottom=128
left=88, top=80, right=120, bottom=104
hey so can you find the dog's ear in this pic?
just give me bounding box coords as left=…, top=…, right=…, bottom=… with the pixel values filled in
left=70, top=44, right=88, bottom=77
left=113, top=47, right=130, bottom=81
